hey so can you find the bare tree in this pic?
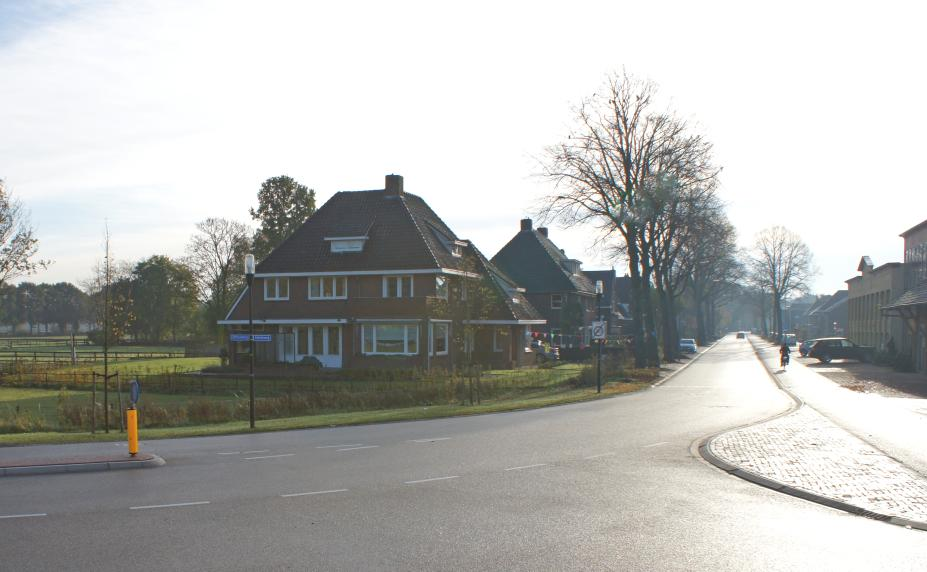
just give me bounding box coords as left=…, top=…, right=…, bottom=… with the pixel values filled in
left=0, top=179, right=49, bottom=286
left=749, top=226, right=816, bottom=342
left=185, top=218, right=251, bottom=338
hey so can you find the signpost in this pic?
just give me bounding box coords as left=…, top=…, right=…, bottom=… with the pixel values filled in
left=127, top=379, right=140, bottom=457
left=591, top=322, right=606, bottom=341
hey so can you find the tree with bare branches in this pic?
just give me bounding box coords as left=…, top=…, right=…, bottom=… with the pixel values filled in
left=749, top=226, right=816, bottom=342
left=0, top=179, right=49, bottom=286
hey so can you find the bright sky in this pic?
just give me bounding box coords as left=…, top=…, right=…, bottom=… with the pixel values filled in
left=3, top=0, right=925, bottom=294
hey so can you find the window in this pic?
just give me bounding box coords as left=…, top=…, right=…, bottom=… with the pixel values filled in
left=493, top=327, right=510, bottom=352
left=460, top=280, right=468, bottom=301
left=435, top=276, right=448, bottom=300
left=328, top=326, right=340, bottom=355
left=264, top=277, right=289, bottom=300
left=312, top=326, right=324, bottom=355
left=431, top=322, right=449, bottom=356
left=362, top=324, right=419, bottom=355
left=329, top=239, right=365, bottom=253
left=308, top=276, right=347, bottom=300
left=383, top=276, right=413, bottom=298
left=551, top=294, right=563, bottom=309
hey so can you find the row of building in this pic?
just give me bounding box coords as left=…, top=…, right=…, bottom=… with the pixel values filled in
left=220, top=175, right=632, bottom=370
left=790, top=219, right=927, bottom=375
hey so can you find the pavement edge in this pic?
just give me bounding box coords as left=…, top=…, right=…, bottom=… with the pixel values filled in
left=0, top=454, right=166, bottom=477
left=695, top=336, right=927, bottom=532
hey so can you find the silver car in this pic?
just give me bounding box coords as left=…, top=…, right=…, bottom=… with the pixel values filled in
left=679, top=338, right=697, bottom=353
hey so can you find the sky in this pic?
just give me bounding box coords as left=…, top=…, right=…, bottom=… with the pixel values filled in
left=2, top=0, right=925, bottom=294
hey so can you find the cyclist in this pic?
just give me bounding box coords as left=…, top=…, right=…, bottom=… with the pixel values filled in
left=779, top=341, right=791, bottom=367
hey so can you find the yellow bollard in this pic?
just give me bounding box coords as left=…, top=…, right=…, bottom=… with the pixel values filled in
left=127, top=407, right=138, bottom=456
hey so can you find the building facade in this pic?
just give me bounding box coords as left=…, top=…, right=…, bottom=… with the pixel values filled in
left=884, top=219, right=927, bottom=374
left=846, top=256, right=905, bottom=350
left=219, top=175, right=545, bottom=370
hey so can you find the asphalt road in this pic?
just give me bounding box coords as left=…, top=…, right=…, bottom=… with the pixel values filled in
left=2, top=337, right=926, bottom=571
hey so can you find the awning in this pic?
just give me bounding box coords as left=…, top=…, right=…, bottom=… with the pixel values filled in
left=882, top=281, right=927, bottom=317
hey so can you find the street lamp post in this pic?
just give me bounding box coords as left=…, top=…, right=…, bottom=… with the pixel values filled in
left=244, top=254, right=256, bottom=429
left=595, top=280, right=604, bottom=394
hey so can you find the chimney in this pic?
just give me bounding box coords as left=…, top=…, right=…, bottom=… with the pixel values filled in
left=537, top=227, right=548, bottom=237
left=385, top=174, right=404, bottom=196
left=520, top=218, right=532, bottom=232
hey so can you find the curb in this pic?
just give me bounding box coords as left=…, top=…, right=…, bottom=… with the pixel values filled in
left=651, top=338, right=722, bottom=388
left=0, top=454, right=165, bottom=477
left=696, top=337, right=927, bottom=532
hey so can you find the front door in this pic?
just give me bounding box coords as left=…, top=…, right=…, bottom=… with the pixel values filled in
left=296, top=325, right=342, bottom=368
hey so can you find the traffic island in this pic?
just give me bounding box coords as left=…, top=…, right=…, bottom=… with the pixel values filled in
left=0, top=453, right=165, bottom=476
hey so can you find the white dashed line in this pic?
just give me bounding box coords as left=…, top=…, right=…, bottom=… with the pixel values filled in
left=404, top=475, right=460, bottom=485
left=241, top=450, right=269, bottom=454
left=584, top=452, right=616, bottom=460
left=643, top=442, right=669, bottom=448
left=0, top=513, right=47, bottom=520
left=244, top=453, right=295, bottom=460
left=316, top=444, right=363, bottom=449
left=130, top=501, right=210, bottom=511
left=409, top=437, right=451, bottom=443
left=336, top=445, right=379, bottom=452
left=216, top=452, right=241, bottom=456
left=281, top=489, right=349, bottom=498
left=504, top=463, right=548, bottom=471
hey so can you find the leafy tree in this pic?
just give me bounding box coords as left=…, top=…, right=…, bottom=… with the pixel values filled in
left=0, top=179, right=49, bottom=286
left=249, top=175, right=316, bottom=260
left=84, top=260, right=135, bottom=344
left=131, top=256, right=199, bottom=343
left=185, top=217, right=251, bottom=339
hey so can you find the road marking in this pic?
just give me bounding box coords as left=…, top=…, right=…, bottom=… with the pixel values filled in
left=409, top=437, right=451, bottom=443
left=316, top=444, right=363, bottom=449
left=281, top=489, right=349, bottom=498
left=336, top=445, right=379, bottom=452
left=130, top=501, right=210, bottom=511
left=0, top=513, right=47, bottom=520
left=504, top=463, right=548, bottom=471
left=405, top=475, right=460, bottom=485
left=241, top=450, right=269, bottom=454
left=584, top=452, right=616, bottom=460
left=216, top=452, right=241, bottom=455
left=244, top=453, right=295, bottom=460
left=643, top=442, right=669, bottom=448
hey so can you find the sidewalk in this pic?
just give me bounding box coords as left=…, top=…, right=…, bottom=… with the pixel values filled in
left=703, top=336, right=927, bottom=529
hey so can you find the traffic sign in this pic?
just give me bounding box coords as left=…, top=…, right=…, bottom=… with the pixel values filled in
left=230, top=333, right=249, bottom=342
left=129, top=379, right=141, bottom=405
left=591, top=321, right=606, bottom=340
left=251, top=334, right=272, bottom=343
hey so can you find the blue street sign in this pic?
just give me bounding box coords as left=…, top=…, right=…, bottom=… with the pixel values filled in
left=129, top=379, right=141, bottom=405
left=230, top=333, right=249, bottom=342
left=252, top=334, right=272, bottom=343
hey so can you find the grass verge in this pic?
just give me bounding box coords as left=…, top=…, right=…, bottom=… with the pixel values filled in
left=0, top=380, right=649, bottom=446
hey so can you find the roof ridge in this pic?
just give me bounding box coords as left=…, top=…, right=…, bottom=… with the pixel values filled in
left=398, top=194, right=441, bottom=269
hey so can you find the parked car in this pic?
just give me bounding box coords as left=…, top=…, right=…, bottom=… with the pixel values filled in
left=533, top=344, right=560, bottom=363
left=807, top=338, right=874, bottom=364
left=784, top=333, right=797, bottom=347
left=736, top=332, right=746, bottom=339
left=679, top=338, right=697, bottom=354
left=798, top=339, right=818, bottom=357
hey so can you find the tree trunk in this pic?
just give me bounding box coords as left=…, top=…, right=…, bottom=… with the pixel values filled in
left=657, top=279, right=675, bottom=361
left=627, top=235, right=647, bottom=368
left=640, top=264, right=660, bottom=367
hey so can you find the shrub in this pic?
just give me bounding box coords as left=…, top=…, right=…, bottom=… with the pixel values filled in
left=0, top=409, right=49, bottom=433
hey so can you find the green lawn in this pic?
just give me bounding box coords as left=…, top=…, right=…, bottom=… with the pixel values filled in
left=0, top=380, right=650, bottom=446
left=48, top=357, right=220, bottom=375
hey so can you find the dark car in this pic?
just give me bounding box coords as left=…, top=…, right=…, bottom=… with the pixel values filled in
left=807, top=337, right=874, bottom=364
left=798, top=339, right=818, bottom=357
left=736, top=332, right=746, bottom=339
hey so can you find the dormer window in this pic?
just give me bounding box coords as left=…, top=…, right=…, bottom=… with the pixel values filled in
left=325, top=236, right=367, bottom=253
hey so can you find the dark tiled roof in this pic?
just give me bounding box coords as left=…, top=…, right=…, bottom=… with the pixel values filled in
left=256, top=188, right=468, bottom=274
left=900, top=219, right=927, bottom=238
left=491, top=229, right=596, bottom=294
left=885, top=281, right=927, bottom=309
left=817, top=290, right=848, bottom=314
left=470, top=246, right=544, bottom=322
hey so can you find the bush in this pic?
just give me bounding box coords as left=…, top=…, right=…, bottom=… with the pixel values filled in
left=0, top=408, right=49, bottom=433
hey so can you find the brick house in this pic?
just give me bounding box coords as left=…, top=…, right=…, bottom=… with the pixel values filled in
left=219, top=175, right=544, bottom=369
left=491, top=219, right=597, bottom=348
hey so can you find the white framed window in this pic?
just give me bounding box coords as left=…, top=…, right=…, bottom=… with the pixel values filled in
left=493, top=327, right=510, bottom=353
left=308, top=276, right=347, bottom=300
left=383, top=275, right=414, bottom=298
left=551, top=294, right=563, bottom=309
left=431, top=322, right=449, bottom=356
left=435, top=276, right=448, bottom=300
left=264, top=277, right=289, bottom=300
left=362, top=324, right=419, bottom=355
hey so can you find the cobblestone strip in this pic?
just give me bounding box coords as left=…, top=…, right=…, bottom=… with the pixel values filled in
left=709, top=406, right=927, bottom=524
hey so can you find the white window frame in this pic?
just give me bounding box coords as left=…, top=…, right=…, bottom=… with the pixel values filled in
left=551, top=294, right=563, bottom=309
left=430, top=321, right=450, bottom=356
left=308, top=276, right=348, bottom=300
left=361, top=324, right=419, bottom=355
left=382, top=275, right=414, bottom=298
left=264, top=277, right=290, bottom=301
left=435, top=276, right=449, bottom=300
